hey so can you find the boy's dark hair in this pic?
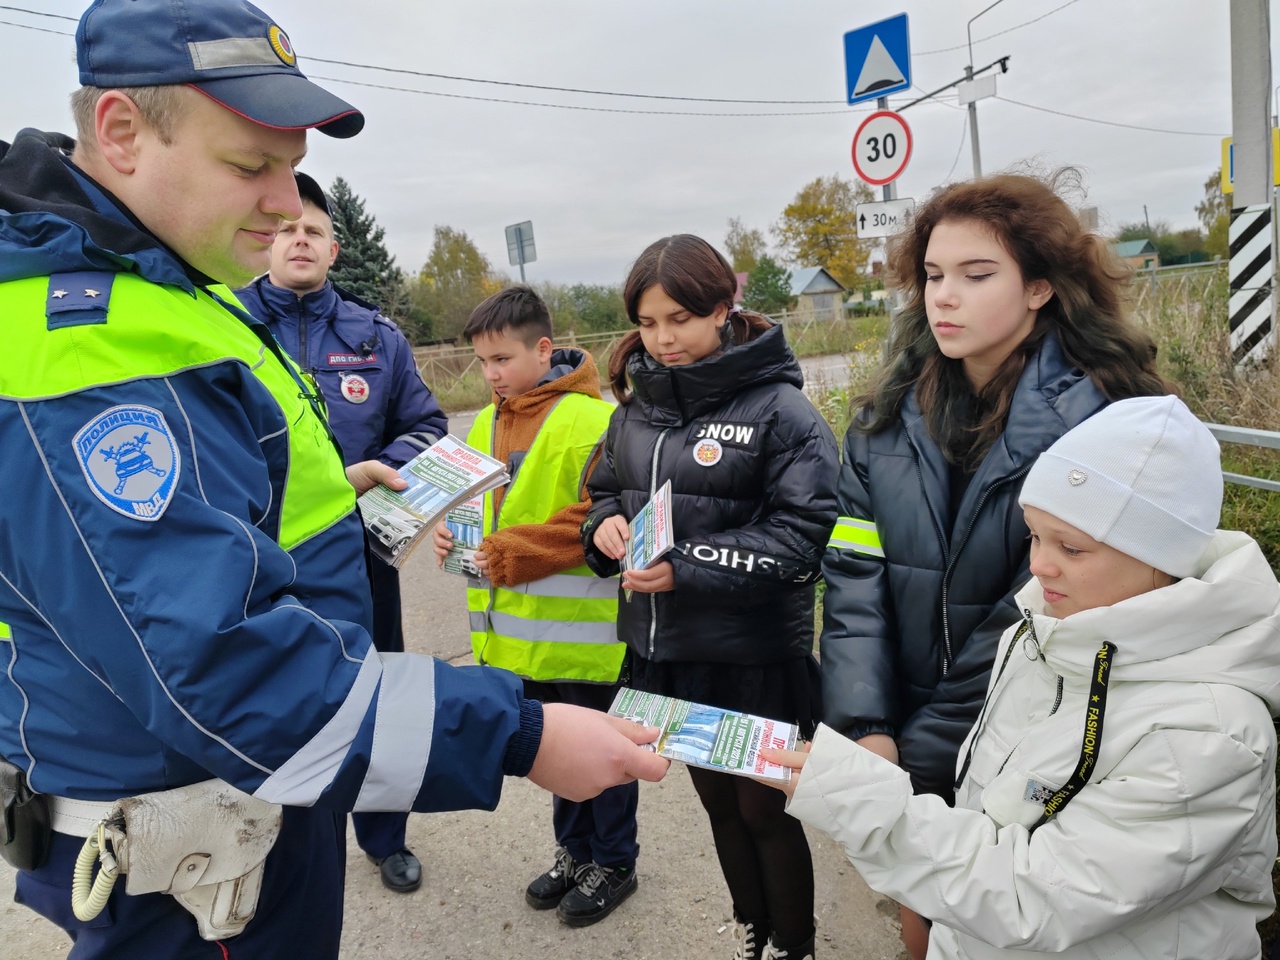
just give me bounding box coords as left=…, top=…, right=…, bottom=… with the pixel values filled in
left=463, top=284, right=553, bottom=347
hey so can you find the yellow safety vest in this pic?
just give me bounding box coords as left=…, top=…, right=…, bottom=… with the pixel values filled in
left=466, top=393, right=622, bottom=683
left=0, top=274, right=354, bottom=550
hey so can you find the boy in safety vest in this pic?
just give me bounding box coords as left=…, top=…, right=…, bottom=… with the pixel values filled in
left=431, top=285, right=635, bottom=927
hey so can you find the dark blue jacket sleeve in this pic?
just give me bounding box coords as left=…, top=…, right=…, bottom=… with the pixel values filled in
left=375, top=320, right=448, bottom=468
left=819, top=425, right=902, bottom=741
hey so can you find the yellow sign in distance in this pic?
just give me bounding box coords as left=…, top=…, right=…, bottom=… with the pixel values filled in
left=1221, top=128, right=1280, bottom=194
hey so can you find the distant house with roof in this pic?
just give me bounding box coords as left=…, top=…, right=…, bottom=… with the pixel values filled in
left=789, top=266, right=845, bottom=322
left=1112, top=239, right=1160, bottom=271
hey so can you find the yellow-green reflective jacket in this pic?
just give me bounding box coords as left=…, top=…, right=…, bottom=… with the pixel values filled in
left=466, top=394, right=622, bottom=683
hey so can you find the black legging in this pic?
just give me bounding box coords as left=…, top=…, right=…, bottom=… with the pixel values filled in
left=687, top=765, right=815, bottom=947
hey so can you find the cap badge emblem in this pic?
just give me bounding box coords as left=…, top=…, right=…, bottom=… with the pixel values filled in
left=268, top=25, right=296, bottom=66
left=1067, top=469, right=1087, bottom=486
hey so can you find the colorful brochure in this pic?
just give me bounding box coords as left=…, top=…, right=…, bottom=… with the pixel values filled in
left=608, top=687, right=799, bottom=783
left=623, top=479, right=674, bottom=601
left=440, top=495, right=487, bottom=582
left=358, top=435, right=508, bottom=570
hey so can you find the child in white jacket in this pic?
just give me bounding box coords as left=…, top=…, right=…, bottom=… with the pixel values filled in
left=768, top=396, right=1280, bottom=959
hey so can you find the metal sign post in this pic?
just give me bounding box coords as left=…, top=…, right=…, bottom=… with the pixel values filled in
left=504, top=220, right=536, bottom=282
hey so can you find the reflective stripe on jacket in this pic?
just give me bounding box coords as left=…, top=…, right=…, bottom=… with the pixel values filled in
left=466, top=394, right=623, bottom=683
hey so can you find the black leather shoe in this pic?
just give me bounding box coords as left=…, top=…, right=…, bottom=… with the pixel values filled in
left=367, top=848, right=422, bottom=893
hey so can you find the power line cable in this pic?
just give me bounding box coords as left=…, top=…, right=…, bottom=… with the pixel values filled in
left=309, top=74, right=856, bottom=117
left=0, top=3, right=1226, bottom=136
left=0, top=4, right=74, bottom=18
left=944, top=111, right=970, bottom=181
left=914, top=0, right=1084, bottom=54
left=0, top=1, right=1079, bottom=104
left=994, top=95, right=1225, bottom=137
left=0, top=16, right=67, bottom=35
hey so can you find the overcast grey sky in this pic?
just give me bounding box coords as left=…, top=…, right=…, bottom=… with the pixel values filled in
left=0, top=1, right=1271, bottom=285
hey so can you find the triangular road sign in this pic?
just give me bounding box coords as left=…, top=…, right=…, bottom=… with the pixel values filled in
left=853, top=35, right=906, bottom=100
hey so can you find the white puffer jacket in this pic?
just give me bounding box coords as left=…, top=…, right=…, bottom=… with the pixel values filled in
left=791, top=530, right=1280, bottom=959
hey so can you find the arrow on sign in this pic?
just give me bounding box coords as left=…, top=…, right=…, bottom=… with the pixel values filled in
left=859, top=213, right=867, bottom=230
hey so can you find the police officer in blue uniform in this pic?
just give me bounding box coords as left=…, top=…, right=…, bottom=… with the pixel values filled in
left=0, top=1, right=667, bottom=957
left=236, top=174, right=442, bottom=892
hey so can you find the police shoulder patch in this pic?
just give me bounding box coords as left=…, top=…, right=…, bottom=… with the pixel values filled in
left=74, top=405, right=181, bottom=522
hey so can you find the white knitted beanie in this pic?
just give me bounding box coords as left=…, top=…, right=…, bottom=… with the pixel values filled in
left=1018, top=396, right=1222, bottom=578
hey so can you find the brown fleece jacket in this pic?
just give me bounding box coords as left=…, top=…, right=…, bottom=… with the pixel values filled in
left=479, top=350, right=607, bottom=588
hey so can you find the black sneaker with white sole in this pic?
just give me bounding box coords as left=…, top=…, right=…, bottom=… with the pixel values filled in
left=555, top=862, right=637, bottom=927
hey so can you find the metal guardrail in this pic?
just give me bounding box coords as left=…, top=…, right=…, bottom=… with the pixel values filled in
left=1207, top=423, right=1280, bottom=493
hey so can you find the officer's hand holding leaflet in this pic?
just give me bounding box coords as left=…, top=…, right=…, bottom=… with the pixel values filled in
left=346, top=460, right=408, bottom=496
left=529, top=704, right=668, bottom=801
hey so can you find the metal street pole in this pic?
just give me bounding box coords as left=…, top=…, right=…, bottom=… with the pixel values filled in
left=875, top=95, right=897, bottom=202
left=1232, top=0, right=1273, bottom=208
left=1228, top=0, right=1275, bottom=366
left=966, top=0, right=1008, bottom=179
left=965, top=64, right=982, bottom=178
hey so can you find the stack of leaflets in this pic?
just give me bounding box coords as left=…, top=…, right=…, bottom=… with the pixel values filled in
left=358, top=435, right=508, bottom=570
left=623, top=479, right=674, bottom=602
left=608, top=688, right=799, bottom=783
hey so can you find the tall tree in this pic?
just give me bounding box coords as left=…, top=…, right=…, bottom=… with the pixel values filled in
left=1196, top=167, right=1230, bottom=260
left=725, top=217, right=767, bottom=274
left=773, top=175, right=874, bottom=289
left=327, top=176, right=399, bottom=305
left=568, top=284, right=628, bottom=332
left=410, top=226, right=507, bottom=341
left=742, top=256, right=793, bottom=316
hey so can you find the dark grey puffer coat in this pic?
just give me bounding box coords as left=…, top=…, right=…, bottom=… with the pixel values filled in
left=820, top=334, right=1110, bottom=798
left=583, top=323, right=839, bottom=666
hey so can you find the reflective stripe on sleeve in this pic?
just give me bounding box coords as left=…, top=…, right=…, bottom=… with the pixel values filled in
left=352, top=652, right=436, bottom=812
left=827, top=516, right=884, bottom=558
left=254, top=652, right=383, bottom=805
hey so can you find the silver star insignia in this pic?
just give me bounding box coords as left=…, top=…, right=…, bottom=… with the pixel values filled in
left=51, top=289, right=68, bottom=299
left=84, top=288, right=101, bottom=298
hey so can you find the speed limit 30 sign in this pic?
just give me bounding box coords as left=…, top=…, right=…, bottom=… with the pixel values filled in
left=852, top=109, right=912, bottom=186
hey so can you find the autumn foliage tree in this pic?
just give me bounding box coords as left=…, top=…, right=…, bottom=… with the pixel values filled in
left=725, top=217, right=767, bottom=275
left=773, top=175, right=874, bottom=289
left=408, top=226, right=507, bottom=341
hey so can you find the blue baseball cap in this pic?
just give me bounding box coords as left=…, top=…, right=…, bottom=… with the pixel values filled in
left=76, top=0, right=364, bottom=139
left=294, top=171, right=332, bottom=218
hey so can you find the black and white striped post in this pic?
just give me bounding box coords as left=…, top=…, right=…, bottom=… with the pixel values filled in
left=1229, top=203, right=1274, bottom=366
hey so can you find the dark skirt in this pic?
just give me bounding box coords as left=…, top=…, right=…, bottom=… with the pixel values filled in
left=622, top=651, right=822, bottom=740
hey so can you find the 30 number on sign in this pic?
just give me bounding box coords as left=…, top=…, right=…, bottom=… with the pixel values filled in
left=852, top=110, right=913, bottom=187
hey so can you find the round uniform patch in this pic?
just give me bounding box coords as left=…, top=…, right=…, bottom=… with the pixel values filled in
left=268, top=25, right=296, bottom=66
left=340, top=373, right=370, bottom=404
left=74, top=404, right=181, bottom=522
left=693, top=438, right=723, bottom=467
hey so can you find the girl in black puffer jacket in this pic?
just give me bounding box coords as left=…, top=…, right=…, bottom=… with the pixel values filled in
left=583, top=234, right=838, bottom=960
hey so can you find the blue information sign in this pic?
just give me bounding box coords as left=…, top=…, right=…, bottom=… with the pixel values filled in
left=844, top=14, right=912, bottom=106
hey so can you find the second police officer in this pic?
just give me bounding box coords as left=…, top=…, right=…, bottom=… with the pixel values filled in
left=236, top=173, right=446, bottom=893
